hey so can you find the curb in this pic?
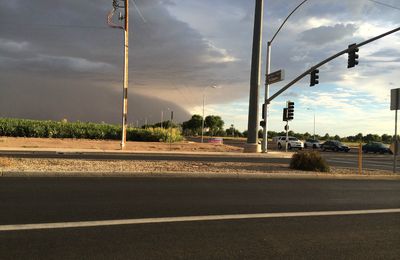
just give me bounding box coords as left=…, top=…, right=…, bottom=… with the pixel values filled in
left=1, top=171, right=399, bottom=180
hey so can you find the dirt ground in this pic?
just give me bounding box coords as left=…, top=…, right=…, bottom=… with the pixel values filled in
left=0, top=136, right=243, bottom=153
left=0, top=137, right=396, bottom=177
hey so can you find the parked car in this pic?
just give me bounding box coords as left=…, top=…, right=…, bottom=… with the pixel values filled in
left=321, top=140, right=350, bottom=152
left=362, top=142, right=392, bottom=154
left=272, top=136, right=286, bottom=143
left=277, top=136, right=304, bottom=150
left=304, top=139, right=321, bottom=149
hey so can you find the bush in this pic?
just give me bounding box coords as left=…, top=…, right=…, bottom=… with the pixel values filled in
left=0, top=118, right=183, bottom=143
left=290, top=151, right=330, bottom=172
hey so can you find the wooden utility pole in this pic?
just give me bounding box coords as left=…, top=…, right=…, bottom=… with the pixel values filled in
left=121, top=0, right=129, bottom=149
left=107, top=0, right=129, bottom=149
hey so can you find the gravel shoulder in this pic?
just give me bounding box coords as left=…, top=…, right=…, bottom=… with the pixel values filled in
left=0, top=137, right=399, bottom=179
left=0, top=157, right=398, bottom=180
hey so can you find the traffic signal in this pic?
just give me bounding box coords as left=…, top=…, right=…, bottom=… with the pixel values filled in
left=287, top=101, right=294, bottom=120
left=347, top=43, right=359, bottom=68
left=282, top=108, right=288, bottom=121
left=262, top=103, right=265, bottom=119
left=310, top=69, right=319, bottom=87
left=260, top=120, right=266, bottom=127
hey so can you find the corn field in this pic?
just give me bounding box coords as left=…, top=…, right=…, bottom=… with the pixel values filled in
left=0, top=118, right=183, bottom=142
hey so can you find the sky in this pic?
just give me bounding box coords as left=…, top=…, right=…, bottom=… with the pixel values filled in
left=0, top=0, right=399, bottom=136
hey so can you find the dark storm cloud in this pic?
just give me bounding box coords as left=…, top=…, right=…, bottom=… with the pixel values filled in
left=0, top=0, right=240, bottom=123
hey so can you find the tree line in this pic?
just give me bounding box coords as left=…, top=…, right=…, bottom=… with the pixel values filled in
left=176, top=115, right=394, bottom=143
left=141, top=114, right=394, bottom=144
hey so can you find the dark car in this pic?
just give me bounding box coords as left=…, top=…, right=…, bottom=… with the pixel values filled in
left=362, top=142, right=392, bottom=154
left=321, top=140, right=350, bottom=152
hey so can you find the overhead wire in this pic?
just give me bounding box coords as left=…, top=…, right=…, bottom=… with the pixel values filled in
left=367, top=0, right=400, bottom=11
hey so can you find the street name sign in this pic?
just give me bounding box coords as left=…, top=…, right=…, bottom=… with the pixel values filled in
left=267, top=69, right=285, bottom=85
left=390, top=88, right=400, bottom=110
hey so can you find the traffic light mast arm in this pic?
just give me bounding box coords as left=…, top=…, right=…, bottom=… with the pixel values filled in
left=267, top=25, right=400, bottom=103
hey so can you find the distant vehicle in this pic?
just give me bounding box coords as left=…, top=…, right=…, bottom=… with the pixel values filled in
left=362, top=142, right=392, bottom=154
left=277, top=136, right=304, bottom=150
left=321, top=140, right=350, bottom=152
left=272, top=136, right=286, bottom=143
left=304, top=139, right=321, bottom=149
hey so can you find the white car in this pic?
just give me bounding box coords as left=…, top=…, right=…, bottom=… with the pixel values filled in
left=277, top=136, right=304, bottom=150
left=304, top=139, right=321, bottom=149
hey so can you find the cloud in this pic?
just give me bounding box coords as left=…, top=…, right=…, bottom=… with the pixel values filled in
left=299, top=24, right=358, bottom=45
left=0, top=38, right=29, bottom=52
left=0, top=0, right=399, bottom=135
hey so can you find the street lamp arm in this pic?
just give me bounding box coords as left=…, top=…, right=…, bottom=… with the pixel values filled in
left=270, top=0, right=308, bottom=44
left=268, top=25, right=400, bottom=103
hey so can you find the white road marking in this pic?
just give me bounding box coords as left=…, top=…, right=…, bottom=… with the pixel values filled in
left=1, top=208, right=399, bottom=232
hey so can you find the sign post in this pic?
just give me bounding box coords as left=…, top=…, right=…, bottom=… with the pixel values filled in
left=390, top=88, right=400, bottom=173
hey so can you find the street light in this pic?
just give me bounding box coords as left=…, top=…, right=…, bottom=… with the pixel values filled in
left=306, top=108, right=316, bottom=140
left=201, top=85, right=219, bottom=143
left=262, top=0, right=309, bottom=153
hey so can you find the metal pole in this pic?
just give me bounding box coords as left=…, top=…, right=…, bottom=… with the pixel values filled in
left=245, top=0, right=263, bottom=153
left=262, top=41, right=271, bottom=153
left=268, top=26, right=400, bottom=104
left=285, top=121, right=289, bottom=152
left=201, top=93, right=205, bottom=143
left=358, top=143, right=362, bottom=175
left=120, top=0, right=129, bottom=149
left=161, top=111, right=163, bottom=128
left=313, top=111, right=315, bottom=140
left=394, top=109, right=398, bottom=173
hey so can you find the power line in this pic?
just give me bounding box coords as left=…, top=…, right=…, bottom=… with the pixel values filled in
left=367, top=0, right=400, bottom=11
left=130, top=0, right=147, bottom=23
left=0, top=23, right=110, bottom=30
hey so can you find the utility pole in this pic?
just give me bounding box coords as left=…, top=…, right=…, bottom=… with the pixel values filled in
left=245, top=0, right=263, bottom=153
left=161, top=110, right=163, bottom=128
left=107, top=0, right=129, bottom=149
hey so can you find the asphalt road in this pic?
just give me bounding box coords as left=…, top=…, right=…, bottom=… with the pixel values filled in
left=320, top=151, right=398, bottom=171
left=1, top=149, right=399, bottom=171
left=0, top=177, right=399, bottom=259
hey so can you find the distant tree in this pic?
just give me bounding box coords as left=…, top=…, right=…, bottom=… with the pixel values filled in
left=355, top=133, right=363, bottom=142
left=205, top=115, right=224, bottom=136
left=334, top=135, right=341, bottom=141
left=182, top=115, right=203, bottom=135
left=303, top=132, right=311, bottom=140
left=322, top=133, right=330, bottom=140
left=215, top=129, right=227, bottom=137
left=363, top=134, right=381, bottom=143
left=268, top=131, right=278, bottom=139
left=226, top=125, right=242, bottom=137
left=152, top=120, right=177, bottom=129
left=381, top=134, right=392, bottom=144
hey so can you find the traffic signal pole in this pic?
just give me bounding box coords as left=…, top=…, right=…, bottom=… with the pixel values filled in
left=267, top=26, right=400, bottom=104
left=262, top=41, right=271, bottom=153
left=261, top=0, right=309, bottom=153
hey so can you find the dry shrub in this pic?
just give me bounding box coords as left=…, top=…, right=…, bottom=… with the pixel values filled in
left=290, top=151, right=330, bottom=172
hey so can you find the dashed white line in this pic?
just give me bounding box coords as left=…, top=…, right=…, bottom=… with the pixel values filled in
left=1, top=208, right=399, bottom=231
